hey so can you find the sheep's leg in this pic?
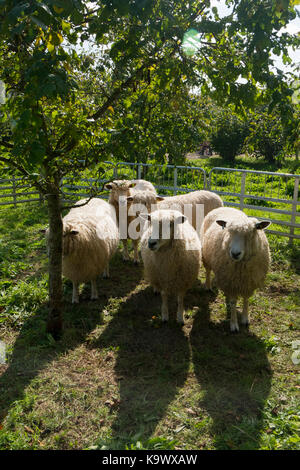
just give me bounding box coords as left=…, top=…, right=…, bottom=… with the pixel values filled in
left=122, top=239, right=130, bottom=261
left=161, top=291, right=169, bottom=322
left=204, top=267, right=212, bottom=290
left=241, top=297, right=249, bottom=327
left=72, top=282, right=79, bottom=304
left=90, top=279, right=98, bottom=300
left=176, top=293, right=185, bottom=324
left=226, top=297, right=239, bottom=333
left=103, top=263, right=110, bottom=278
left=132, top=239, right=140, bottom=264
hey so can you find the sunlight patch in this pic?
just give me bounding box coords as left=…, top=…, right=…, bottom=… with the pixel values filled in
left=0, top=340, right=6, bottom=364
left=0, top=80, right=5, bottom=104
left=182, top=29, right=201, bottom=57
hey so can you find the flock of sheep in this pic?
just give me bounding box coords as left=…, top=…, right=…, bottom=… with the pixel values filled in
left=47, top=178, right=271, bottom=333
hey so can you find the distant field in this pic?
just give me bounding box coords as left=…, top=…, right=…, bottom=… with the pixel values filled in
left=0, top=202, right=299, bottom=450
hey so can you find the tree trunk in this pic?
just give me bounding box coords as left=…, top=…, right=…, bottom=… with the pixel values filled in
left=46, top=190, right=63, bottom=338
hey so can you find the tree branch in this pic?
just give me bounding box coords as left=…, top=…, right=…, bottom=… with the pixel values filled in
left=0, top=155, right=45, bottom=194
left=88, top=63, right=149, bottom=121
left=61, top=178, right=114, bottom=211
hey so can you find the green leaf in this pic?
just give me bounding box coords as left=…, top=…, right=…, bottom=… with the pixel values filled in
left=29, top=141, right=45, bottom=165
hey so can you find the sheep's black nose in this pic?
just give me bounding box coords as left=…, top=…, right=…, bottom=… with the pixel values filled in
left=231, top=251, right=241, bottom=260
left=148, top=240, right=157, bottom=249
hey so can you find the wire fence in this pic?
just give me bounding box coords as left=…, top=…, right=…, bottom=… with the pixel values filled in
left=0, top=161, right=299, bottom=243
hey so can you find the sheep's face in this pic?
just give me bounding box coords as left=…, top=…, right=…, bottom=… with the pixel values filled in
left=41, top=224, right=79, bottom=257
left=142, top=210, right=186, bottom=252
left=105, top=180, right=136, bottom=207
left=127, top=192, right=164, bottom=214
left=216, top=218, right=271, bottom=262
left=62, top=223, right=79, bottom=256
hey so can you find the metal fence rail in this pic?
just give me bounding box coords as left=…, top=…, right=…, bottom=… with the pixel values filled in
left=0, top=175, right=43, bottom=206
left=113, top=161, right=207, bottom=195
left=0, top=162, right=299, bottom=243
left=208, top=167, right=300, bottom=242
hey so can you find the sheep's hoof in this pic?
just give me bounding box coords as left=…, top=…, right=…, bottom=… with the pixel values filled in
left=205, top=287, right=214, bottom=294
left=230, top=324, right=239, bottom=333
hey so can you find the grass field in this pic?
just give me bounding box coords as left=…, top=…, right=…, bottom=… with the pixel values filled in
left=0, top=198, right=299, bottom=450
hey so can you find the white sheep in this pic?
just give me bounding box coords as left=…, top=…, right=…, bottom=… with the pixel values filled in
left=140, top=209, right=202, bottom=324
left=200, top=207, right=271, bottom=332
left=127, top=189, right=224, bottom=234
left=105, top=179, right=157, bottom=263
left=48, top=198, right=119, bottom=303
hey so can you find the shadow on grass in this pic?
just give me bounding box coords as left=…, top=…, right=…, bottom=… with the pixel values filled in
left=88, top=284, right=191, bottom=449
left=190, top=293, right=273, bottom=450
left=290, top=244, right=300, bottom=275
left=85, top=280, right=273, bottom=450
left=0, top=254, right=273, bottom=450
left=0, top=254, right=143, bottom=424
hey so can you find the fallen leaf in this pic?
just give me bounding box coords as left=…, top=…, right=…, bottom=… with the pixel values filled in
left=24, top=425, right=34, bottom=434
left=104, top=398, right=120, bottom=409
left=185, top=408, right=197, bottom=416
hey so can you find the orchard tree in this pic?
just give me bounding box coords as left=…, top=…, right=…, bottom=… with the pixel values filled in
left=210, top=109, right=248, bottom=162
left=102, top=80, right=209, bottom=165
left=245, top=106, right=287, bottom=165
left=0, top=0, right=299, bottom=337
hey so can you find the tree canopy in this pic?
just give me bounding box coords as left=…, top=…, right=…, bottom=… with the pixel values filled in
left=0, top=0, right=299, bottom=175
left=0, top=0, right=299, bottom=336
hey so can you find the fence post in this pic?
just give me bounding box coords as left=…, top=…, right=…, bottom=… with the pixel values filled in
left=113, top=165, right=118, bottom=179
left=39, top=190, right=44, bottom=205
left=137, top=163, right=142, bottom=179
left=202, top=169, right=207, bottom=190
left=207, top=169, right=213, bottom=191
left=289, top=176, right=299, bottom=245
left=173, top=167, right=178, bottom=195
left=12, top=175, right=17, bottom=207
left=240, top=172, right=246, bottom=211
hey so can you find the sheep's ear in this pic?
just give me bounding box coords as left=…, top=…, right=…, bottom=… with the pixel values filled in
left=175, top=215, right=187, bottom=224
left=216, top=220, right=227, bottom=229
left=104, top=183, right=113, bottom=190
left=255, top=220, right=271, bottom=230
left=139, top=213, right=151, bottom=222
left=156, top=196, right=165, bottom=201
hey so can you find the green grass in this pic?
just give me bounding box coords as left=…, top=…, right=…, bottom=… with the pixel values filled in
left=185, top=153, right=300, bottom=174
left=0, top=199, right=299, bottom=451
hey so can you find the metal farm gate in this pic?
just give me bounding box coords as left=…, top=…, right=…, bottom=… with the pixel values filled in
left=0, top=161, right=299, bottom=243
